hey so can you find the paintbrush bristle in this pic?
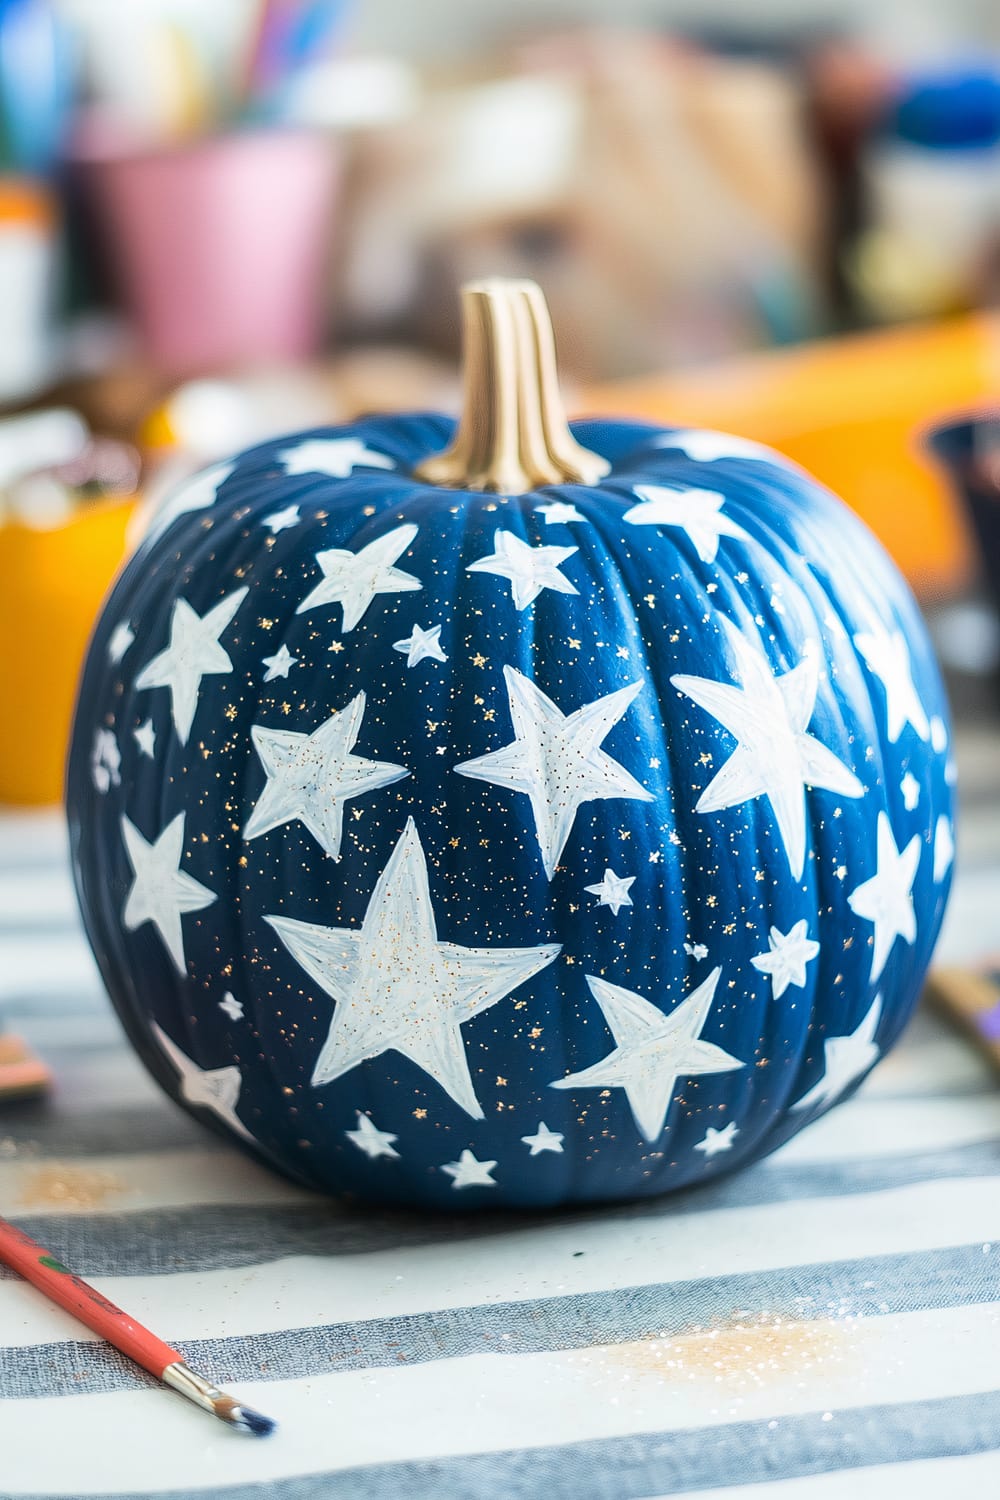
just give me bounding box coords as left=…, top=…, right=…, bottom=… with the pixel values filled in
left=227, top=1403, right=277, bottom=1438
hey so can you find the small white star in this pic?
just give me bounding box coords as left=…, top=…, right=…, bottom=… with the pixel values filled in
left=521, top=1121, right=565, bottom=1156
left=624, top=485, right=751, bottom=564
left=121, top=813, right=216, bottom=975
left=854, top=621, right=930, bottom=743
left=90, top=729, right=121, bottom=793
left=684, top=942, right=709, bottom=961
left=551, top=967, right=743, bottom=1142
left=262, top=644, right=297, bottom=681
left=133, top=719, right=156, bottom=758
left=296, top=523, right=421, bottom=633
left=107, top=622, right=134, bottom=664
left=142, top=459, right=235, bottom=549
left=585, top=868, right=635, bottom=915
left=345, top=1111, right=400, bottom=1160
left=933, top=815, right=955, bottom=883
left=135, top=588, right=247, bottom=744
left=694, top=1121, right=738, bottom=1156
left=652, top=428, right=786, bottom=466
left=900, top=772, right=920, bottom=811
left=393, top=622, right=447, bottom=667
left=151, top=1021, right=254, bottom=1143
left=535, top=501, right=586, bottom=525
left=441, top=1149, right=497, bottom=1189
left=219, top=992, right=244, bottom=1021
left=794, top=996, right=881, bottom=1112
left=263, top=503, right=300, bottom=533
left=750, top=919, right=820, bottom=999
left=930, top=716, right=949, bottom=754
left=847, top=812, right=920, bottom=983
left=466, top=530, right=578, bottom=610
left=278, top=437, right=395, bottom=478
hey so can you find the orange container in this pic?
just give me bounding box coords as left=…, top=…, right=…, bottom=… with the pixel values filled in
left=588, top=313, right=999, bottom=601
left=0, top=496, right=135, bottom=805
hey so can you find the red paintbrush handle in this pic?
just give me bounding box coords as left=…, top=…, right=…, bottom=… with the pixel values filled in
left=0, top=1216, right=182, bottom=1378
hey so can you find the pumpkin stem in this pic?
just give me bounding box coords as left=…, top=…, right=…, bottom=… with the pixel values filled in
left=413, top=279, right=610, bottom=494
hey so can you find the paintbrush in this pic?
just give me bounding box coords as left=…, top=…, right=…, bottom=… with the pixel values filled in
left=0, top=1215, right=276, bottom=1435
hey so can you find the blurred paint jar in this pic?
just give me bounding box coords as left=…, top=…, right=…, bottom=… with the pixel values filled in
left=0, top=179, right=59, bottom=402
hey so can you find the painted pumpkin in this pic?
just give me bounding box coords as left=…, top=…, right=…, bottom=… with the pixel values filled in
left=67, top=280, right=955, bottom=1209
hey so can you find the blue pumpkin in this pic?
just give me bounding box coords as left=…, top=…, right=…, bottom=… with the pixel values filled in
left=67, top=280, right=954, bottom=1209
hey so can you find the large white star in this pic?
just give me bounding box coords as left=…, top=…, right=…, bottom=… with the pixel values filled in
left=142, top=460, right=235, bottom=549
left=847, top=812, right=920, bottom=983
left=278, top=437, right=395, bottom=478
left=794, top=996, right=882, bottom=1112
left=670, top=618, right=864, bottom=881
left=456, top=667, right=653, bottom=880
left=536, top=501, right=586, bottom=525
left=585, top=867, right=635, bottom=916
left=551, top=966, right=743, bottom=1142
left=151, top=1021, right=254, bottom=1143
left=266, top=819, right=560, bottom=1118
left=854, top=622, right=930, bottom=743
left=623, top=485, right=751, bottom=564
left=750, top=919, right=820, bottom=999
left=521, top=1121, right=565, bottom=1155
left=121, top=813, right=216, bottom=975
left=466, top=530, right=578, bottom=610
left=244, top=693, right=408, bottom=861
left=345, top=1111, right=400, bottom=1160
left=441, top=1149, right=497, bottom=1189
left=652, top=428, right=787, bottom=466
left=393, top=622, right=447, bottom=667
left=134, top=588, right=247, bottom=745
left=694, top=1120, right=739, bottom=1156
left=296, top=523, right=421, bottom=632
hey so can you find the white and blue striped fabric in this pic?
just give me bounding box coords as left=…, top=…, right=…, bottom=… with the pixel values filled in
left=1, top=808, right=998, bottom=1499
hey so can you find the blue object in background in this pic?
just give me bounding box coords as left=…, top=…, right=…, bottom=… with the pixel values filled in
left=66, top=414, right=955, bottom=1209
left=890, top=65, right=1000, bottom=150
left=0, top=0, right=74, bottom=173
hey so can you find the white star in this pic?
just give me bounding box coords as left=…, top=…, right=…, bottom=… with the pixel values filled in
left=296, top=523, right=421, bottom=632
left=930, top=716, right=948, bottom=755
left=107, top=622, right=134, bottom=664
left=854, top=622, right=930, bottom=743
left=623, top=486, right=751, bottom=564
left=263, top=503, right=301, bottom=533
left=847, top=812, right=920, bottom=983
left=345, top=1111, right=400, bottom=1160
left=900, top=772, right=920, bottom=811
left=442, top=1149, right=497, bottom=1189
left=90, top=729, right=121, bottom=793
left=585, top=868, right=635, bottom=916
left=143, top=460, right=235, bottom=549
left=134, top=588, right=247, bottom=745
left=536, top=501, right=586, bottom=525
left=521, top=1121, right=565, bottom=1156
left=266, top=819, right=560, bottom=1117
left=671, top=618, right=863, bottom=881
left=121, top=813, right=216, bottom=975
left=551, top=967, right=743, bottom=1142
left=684, top=942, right=709, bottom=961
left=219, top=992, right=244, bottom=1021
left=393, top=622, right=447, bottom=667
left=244, top=693, right=408, bottom=861
left=794, top=996, right=882, bottom=1112
left=466, top=530, right=578, bottom=610
left=652, top=428, right=787, bottom=466
left=750, top=919, right=820, bottom=999
left=456, top=667, right=653, bottom=880
left=262, top=644, right=297, bottom=681
left=278, top=437, right=395, bottom=479
left=933, top=815, right=955, bottom=883
left=151, top=1021, right=254, bottom=1143
left=694, top=1120, right=738, bottom=1156
left=133, top=719, right=156, bottom=758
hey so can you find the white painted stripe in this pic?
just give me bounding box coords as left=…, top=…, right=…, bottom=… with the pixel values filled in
left=643, top=1450, right=1000, bottom=1500
left=0, top=1148, right=315, bottom=1220
left=3, top=1302, right=999, bottom=1495
left=772, top=1095, right=1000, bottom=1164
left=3, top=1176, right=998, bottom=1350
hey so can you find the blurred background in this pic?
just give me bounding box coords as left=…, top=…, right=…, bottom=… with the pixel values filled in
left=0, top=0, right=999, bottom=822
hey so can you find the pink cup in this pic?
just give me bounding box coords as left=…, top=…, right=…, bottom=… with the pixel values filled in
left=84, top=129, right=339, bottom=374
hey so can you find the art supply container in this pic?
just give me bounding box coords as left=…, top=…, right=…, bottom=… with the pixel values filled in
left=0, top=179, right=59, bottom=401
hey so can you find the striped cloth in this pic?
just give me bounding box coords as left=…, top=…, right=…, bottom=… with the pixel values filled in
left=1, top=808, right=999, bottom=1499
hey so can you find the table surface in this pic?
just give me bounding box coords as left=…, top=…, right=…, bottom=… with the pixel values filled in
left=1, top=745, right=998, bottom=1498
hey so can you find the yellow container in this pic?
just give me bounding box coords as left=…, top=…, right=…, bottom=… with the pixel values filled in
left=0, top=496, right=135, bottom=805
